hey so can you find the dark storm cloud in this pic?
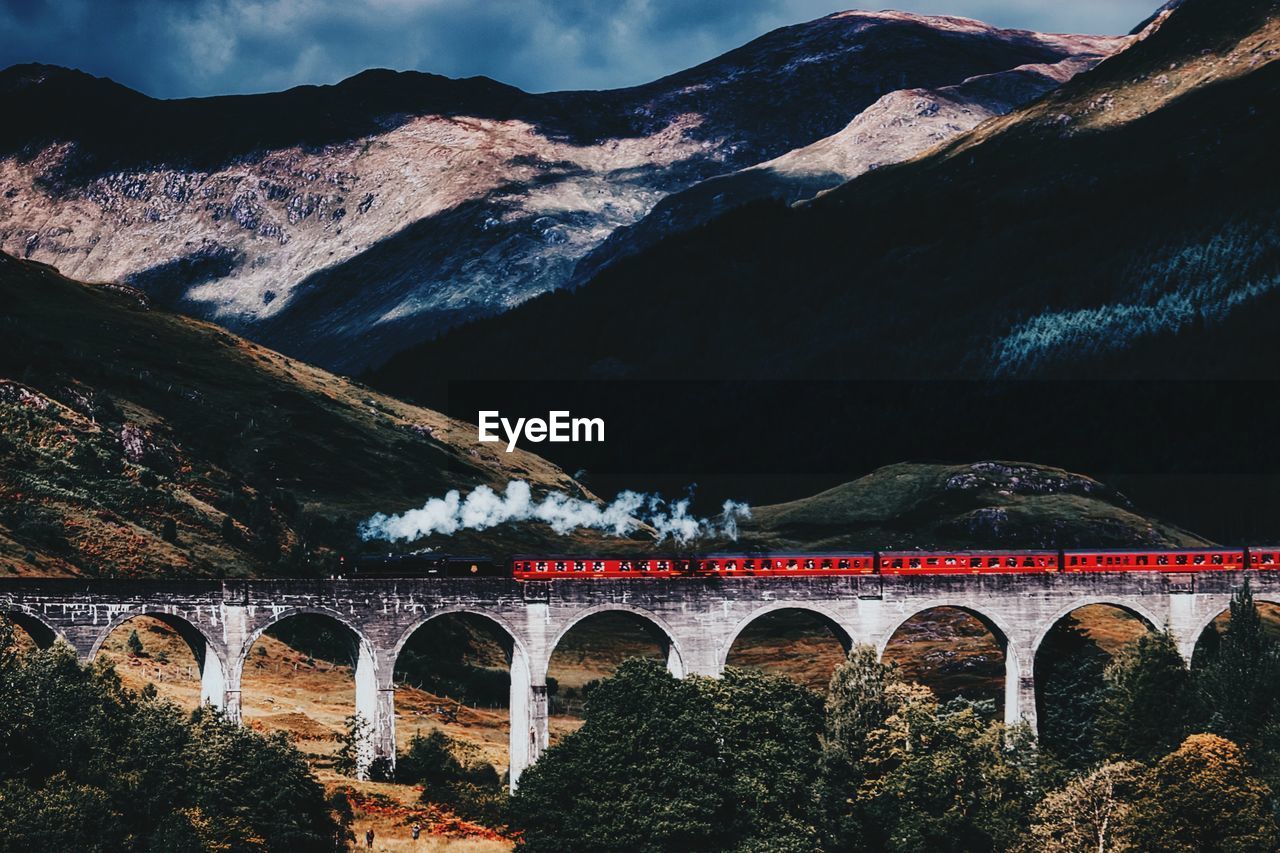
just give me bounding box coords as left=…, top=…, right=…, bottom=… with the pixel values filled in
left=0, top=0, right=1161, bottom=99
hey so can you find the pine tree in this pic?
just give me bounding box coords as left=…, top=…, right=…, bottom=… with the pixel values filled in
left=126, top=629, right=144, bottom=657
left=1095, top=630, right=1200, bottom=762
left=1036, top=614, right=1109, bottom=769
left=1196, top=578, right=1280, bottom=749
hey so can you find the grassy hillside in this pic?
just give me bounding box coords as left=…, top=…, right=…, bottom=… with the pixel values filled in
left=0, top=252, right=626, bottom=577
left=734, top=461, right=1208, bottom=551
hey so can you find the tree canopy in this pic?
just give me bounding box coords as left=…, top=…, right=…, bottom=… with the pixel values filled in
left=509, top=658, right=824, bottom=853
left=0, top=619, right=345, bottom=852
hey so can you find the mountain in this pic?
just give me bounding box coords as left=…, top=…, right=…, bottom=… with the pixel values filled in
left=0, top=252, right=615, bottom=578
left=0, top=14, right=1119, bottom=373
left=567, top=52, right=1104, bottom=290
left=378, top=0, right=1280, bottom=384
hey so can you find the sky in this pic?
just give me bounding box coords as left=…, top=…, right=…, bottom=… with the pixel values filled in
left=0, top=0, right=1162, bottom=99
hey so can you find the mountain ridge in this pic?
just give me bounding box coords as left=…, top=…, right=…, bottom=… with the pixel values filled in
left=0, top=11, right=1121, bottom=373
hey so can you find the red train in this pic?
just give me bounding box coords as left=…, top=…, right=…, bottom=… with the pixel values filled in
left=342, top=546, right=1280, bottom=579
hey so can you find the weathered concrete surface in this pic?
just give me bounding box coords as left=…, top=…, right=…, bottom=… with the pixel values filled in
left=3, top=572, right=1272, bottom=787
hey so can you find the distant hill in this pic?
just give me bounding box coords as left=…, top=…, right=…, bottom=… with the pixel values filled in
left=734, top=461, right=1207, bottom=552
left=0, top=252, right=617, bottom=577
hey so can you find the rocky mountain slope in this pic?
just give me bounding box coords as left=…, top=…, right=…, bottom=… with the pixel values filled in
left=383, top=0, right=1280, bottom=384
left=0, top=13, right=1119, bottom=373
left=567, top=52, right=1106, bottom=289
left=0, top=252, right=617, bottom=578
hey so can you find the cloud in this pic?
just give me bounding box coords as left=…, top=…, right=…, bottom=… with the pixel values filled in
left=0, top=0, right=1161, bottom=99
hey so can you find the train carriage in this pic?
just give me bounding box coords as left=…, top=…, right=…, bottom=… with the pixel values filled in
left=696, top=553, right=876, bottom=576
left=1250, top=547, right=1280, bottom=569
left=1062, top=547, right=1246, bottom=572
left=878, top=550, right=1059, bottom=575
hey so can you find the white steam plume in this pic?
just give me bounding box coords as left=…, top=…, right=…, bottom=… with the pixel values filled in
left=358, top=480, right=751, bottom=545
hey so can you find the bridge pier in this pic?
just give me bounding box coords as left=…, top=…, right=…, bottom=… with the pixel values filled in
left=509, top=649, right=547, bottom=790
left=1004, top=643, right=1037, bottom=732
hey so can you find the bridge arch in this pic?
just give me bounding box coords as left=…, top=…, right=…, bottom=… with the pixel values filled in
left=88, top=609, right=227, bottom=709
left=876, top=602, right=1016, bottom=660
left=1, top=607, right=59, bottom=649
left=877, top=602, right=1025, bottom=725
left=391, top=608, right=536, bottom=789
left=1184, top=592, right=1280, bottom=665
left=237, top=605, right=372, bottom=665
left=546, top=603, right=687, bottom=680
left=718, top=601, right=853, bottom=674
left=1030, top=598, right=1163, bottom=659
left=390, top=607, right=528, bottom=668
left=238, top=606, right=382, bottom=773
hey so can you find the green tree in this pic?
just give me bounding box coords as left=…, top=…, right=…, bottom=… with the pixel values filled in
left=398, top=729, right=506, bottom=825
left=1095, top=630, right=1199, bottom=761
left=1127, top=734, right=1277, bottom=853
left=1021, top=760, right=1143, bottom=853
left=1196, top=579, right=1280, bottom=750
left=1036, top=614, right=1109, bottom=770
left=0, top=620, right=344, bottom=851
left=853, top=683, right=1040, bottom=852
left=127, top=628, right=145, bottom=657
left=509, top=658, right=824, bottom=853
left=333, top=713, right=370, bottom=778
left=820, top=644, right=903, bottom=849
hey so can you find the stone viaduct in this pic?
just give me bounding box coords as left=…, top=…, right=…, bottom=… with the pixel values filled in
left=2, top=571, right=1273, bottom=789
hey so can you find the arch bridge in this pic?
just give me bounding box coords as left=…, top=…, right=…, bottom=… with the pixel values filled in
left=2, top=572, right=1270, bottom=788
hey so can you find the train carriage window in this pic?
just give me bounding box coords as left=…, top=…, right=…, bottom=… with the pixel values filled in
left=1212, top=554, right=1224, bottom=565
left=821, top=559, right=833, bottom=570
left=555, top=561, right=567, bottom=572
left=1176, top=555, right=1188, bottom=566
left=803, top=559, right=815, bottom=570
left=1135, top=555, right=1148, bottom=566
left=926, top=558, right=939, bottom=567
left=620, top=561, right=633, bottom=571
left=837, top=559, right=849, bottom=569
left=744, top=560, right=755, bottom=570
left=944, top=557, right=958, bottom=567
left=657, top=561, right=669, bottom=571
left=639, top=561, right=651, bottom=572
left=891, top=558, right=904, bottom=569
left=1264, top=554, right=1276, bottom=565
left=593, top=561, right=605, bottom=572
left=573, top=561, right=586, bottom=572
left=1157, top=555, right=1168, bottom=565
left=536, top=561, right=548, bottom=572
left=727, top=561, right=737, bottom=571
left=909, top=558, right=922, bottom=569
left=1194, top=555, right=1206, bottom=565
left=762, top=560, right=773, bottom=570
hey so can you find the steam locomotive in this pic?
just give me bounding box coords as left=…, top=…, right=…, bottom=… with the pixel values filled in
left=340, top=546, right=1280, bottom=579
